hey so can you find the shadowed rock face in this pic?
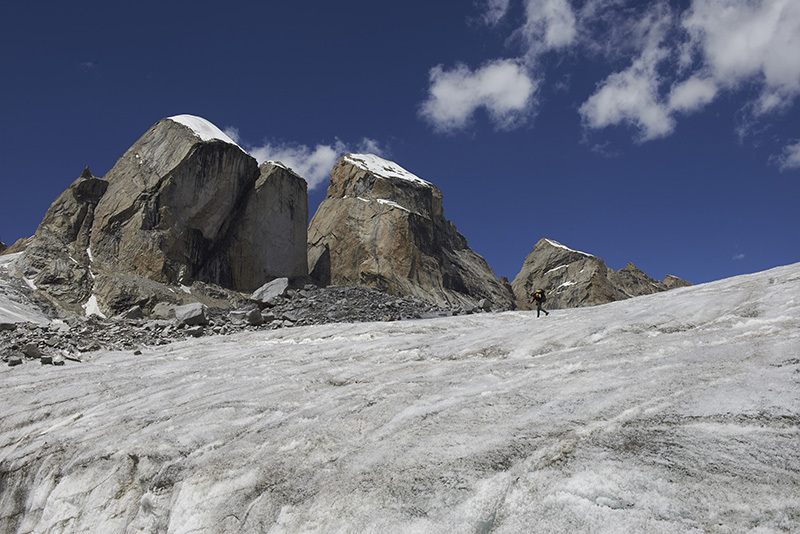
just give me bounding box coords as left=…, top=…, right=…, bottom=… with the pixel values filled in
left=511, top=238, right=691, bottom=309
left=14, top=167, right=109, bottom=314
left=15, top=116, right=308, bottom=316
left=200, top=162, right=308, bottom=293
left=308, top=154, right=513, bottom=309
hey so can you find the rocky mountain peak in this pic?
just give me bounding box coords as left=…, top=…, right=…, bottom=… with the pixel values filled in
left=308, top=155, right=513, bottom=309
left=326, top=153, right=444, bottom=222
left=512, top=238, right=691, bottom=309
left=14, top=115, right=308, bottom=317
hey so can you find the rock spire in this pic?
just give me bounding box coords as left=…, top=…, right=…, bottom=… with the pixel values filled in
left=308, top=154, right=513, bottom=309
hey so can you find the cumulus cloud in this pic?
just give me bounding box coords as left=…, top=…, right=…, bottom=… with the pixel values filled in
left=682, top=0, right=800, bottom=99
left=579, top=7, right=675, bottom=141
left=517, top=0, right=577, bottom=55
left=771, top=140, right=800, bottom=171
left=430, top=0, right=800, bottom=156
left=668, top=76, right=718, bottom=114
left=580, top=65, right=675, bottom=142
left=241, top=137, right=386, bottom=189
left=419, top=59, right=536, bottom=132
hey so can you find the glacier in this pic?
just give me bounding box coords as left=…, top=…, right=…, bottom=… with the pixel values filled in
left=1, top=262, right=799, bottom=533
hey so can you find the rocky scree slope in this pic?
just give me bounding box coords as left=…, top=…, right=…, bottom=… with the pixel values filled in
left=0, top=277, right=461, bottom=366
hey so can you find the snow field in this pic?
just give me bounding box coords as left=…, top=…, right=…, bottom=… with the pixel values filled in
left=1, top=263, right=799, bottom=533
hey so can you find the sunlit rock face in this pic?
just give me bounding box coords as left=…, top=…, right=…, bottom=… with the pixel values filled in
left=308, top=154, right=513, bottom=309
left=511, top=238, right=691, bottom=309
left=89, top=117, right=261, bottom=288
left=14, top=116, right=309, bottom=316
left=0, top=262, right=798, bottom=532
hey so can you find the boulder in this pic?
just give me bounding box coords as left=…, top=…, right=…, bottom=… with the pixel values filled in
left=174, top=302, right=208, bottom=326
left=118, top=305, right=146, bottom=321
left=250, top=277, right=289, bottom=306
left=152, top=302, right=176, bottom=320
left=511, top=238, right=692, bottom=309
left=307, top=154, right=513, bottom=309
left=244, top=308, right=265, bottom=326
left=21, top=344, right=43, bottom=359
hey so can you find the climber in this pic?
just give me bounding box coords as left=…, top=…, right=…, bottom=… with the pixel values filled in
left=532, top=288, right=549, bottom=317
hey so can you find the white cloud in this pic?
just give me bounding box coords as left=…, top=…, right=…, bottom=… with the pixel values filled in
left=682, top=0, right=800, bottom=110
left=579, top=8, right=675, bottom=142
left=426, top=0, right=800, bottom=158
left=420, top=59, right=536, bottom=132
left=733, top=253, right=746, bottom=261
left=222, top=126, right=241, bottom=145
left=772, top=140, right=800, bottom=171
left=518, top=0, right=578, bottom=55
left=247, top=138, right=386, bottom=189
left=580, top=62, right=675, bottom=141
left=668, top=75, right=718, bottom=113
left=482, top=0, right=511, bottom=26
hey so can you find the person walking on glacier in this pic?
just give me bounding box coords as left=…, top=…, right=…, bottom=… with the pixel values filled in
left=532, top=288, right=549, bottom=317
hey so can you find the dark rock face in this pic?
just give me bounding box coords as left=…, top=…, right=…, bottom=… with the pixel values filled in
left=14, top=167, right=108, bottom=314
left=200, top=162, right=308, bottom=292
left=0, top=236, right=6, bottom=253
left=15, top=115, right=309, bottom=317
left=511, top=238, right=691, bottom=309
left=308, top=154, right=513, bottom=309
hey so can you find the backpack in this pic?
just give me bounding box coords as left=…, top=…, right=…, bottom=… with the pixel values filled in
left=534, top=289, right=546, bottom=302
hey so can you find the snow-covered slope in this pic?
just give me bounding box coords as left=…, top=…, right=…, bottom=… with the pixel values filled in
left=1, top=263, right=799, bottom=533
left=0, top=253, right=49, bottom=325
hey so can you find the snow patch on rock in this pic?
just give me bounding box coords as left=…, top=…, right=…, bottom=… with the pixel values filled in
left=82, top=295, right=106, bottom=318
left=168, top=114, right=240, bottom=147
left=345, top=153, right=433, bottom=187
left=545, top=238, right=595, bottom=258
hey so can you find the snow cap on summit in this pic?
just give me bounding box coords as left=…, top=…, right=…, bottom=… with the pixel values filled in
left=544, top=238, right=595, bottom=258
left=345, top=153, right=432, bottom=187
left=167, top=115, right=240, bottom=148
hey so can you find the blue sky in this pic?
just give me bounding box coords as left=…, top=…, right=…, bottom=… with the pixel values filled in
left=1, top=0, right=798, bottom=284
